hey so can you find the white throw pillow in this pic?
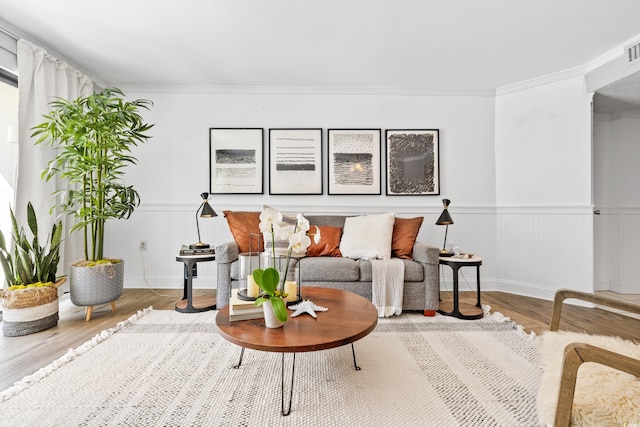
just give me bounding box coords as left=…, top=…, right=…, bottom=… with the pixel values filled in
left=340, top=213, right=396, bottom=260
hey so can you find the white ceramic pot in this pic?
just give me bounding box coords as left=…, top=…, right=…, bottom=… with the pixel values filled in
left=262, top=299, right=285, bottom=328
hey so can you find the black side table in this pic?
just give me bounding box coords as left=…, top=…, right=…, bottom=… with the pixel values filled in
left=175, top=253, right=217, bottom=313
left=438, top=256, right=483, bottom=320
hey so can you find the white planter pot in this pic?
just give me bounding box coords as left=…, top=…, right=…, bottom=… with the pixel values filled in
left=262, top=299, right=285, bottom=328
left=70, top=261, right=124, bottom=306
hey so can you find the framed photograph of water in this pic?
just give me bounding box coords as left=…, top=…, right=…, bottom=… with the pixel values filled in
left=209, top=128, right=264, bottom=194
left=385, top=129, right=440, bottom=195
left=328, top=129, right=381, bottom=195
left=268, top=128, right=323, bottom=195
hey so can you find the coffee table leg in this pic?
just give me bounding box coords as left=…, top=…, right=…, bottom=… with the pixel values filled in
left=233, top=347, right=245, bottom=369
left=351, top=343, right=361, bottom=371
left=281, top=352, right=296, bottom=416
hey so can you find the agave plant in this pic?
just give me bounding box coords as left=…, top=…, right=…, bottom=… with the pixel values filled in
left=0, top=202, right=63, bottom=288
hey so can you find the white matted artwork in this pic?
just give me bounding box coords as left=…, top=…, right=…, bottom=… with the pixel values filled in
left=209, top=128, right=263, bottom=194
left=269, top=128, right=323, bottom=195
left=328, top=129, right=381, bottom=195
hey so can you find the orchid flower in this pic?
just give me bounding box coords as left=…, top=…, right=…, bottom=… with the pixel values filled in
left=296, top=214, right=310, bottom=233
left=273, top=222, right=295, bottom=240
left=259, top=208, right=282, bottom=233
left=289, top=230, right=311, bottom=254
left=254, top=210, right=317, bottom=323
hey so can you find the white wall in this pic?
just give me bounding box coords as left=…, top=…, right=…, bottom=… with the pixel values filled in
left=494, top=75, right=594, bottom=299
left=103, top=88, right=498, bottom=291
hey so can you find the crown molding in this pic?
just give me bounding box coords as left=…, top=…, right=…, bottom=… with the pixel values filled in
left=495, top=65, right=587, bottom=97
left=115, top=83, right=495, bottom=97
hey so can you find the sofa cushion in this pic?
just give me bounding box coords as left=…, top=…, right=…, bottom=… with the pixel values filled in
left=300, top=257, right=360, bottom=282
left=392, top=217, right=424, bottom=260
left=223, top=211, right=262, bottom=253
left=307, top=225, right=342, bottom=257
left=340, top=213, right=395, bottom=260
left=358, top=259, right=424, bottom=282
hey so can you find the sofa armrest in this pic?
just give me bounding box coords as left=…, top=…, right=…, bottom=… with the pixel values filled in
left=214, top=241, right=239, bottom=308
left=215, top=241, right=239, bottom=264
left=412, top=241, right=440, bottom=315
left=412, top=241, right=439, bottom=264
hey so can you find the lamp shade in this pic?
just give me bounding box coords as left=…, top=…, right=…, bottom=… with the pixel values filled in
left=200, top=192, right=217, bottom=218
left=435, top=198, right=454, bottom=256
left=190, top=192, right=217, bottom=249
left=435, top=199, right=453, bottom=225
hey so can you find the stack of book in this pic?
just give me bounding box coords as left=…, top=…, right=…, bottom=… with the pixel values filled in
left=229, top=289, right=264, bottom=321
left=179, top=245, right=215, bottom=255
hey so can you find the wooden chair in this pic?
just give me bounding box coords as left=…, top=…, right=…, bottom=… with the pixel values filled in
left=548, top=289, right=640, bottom=427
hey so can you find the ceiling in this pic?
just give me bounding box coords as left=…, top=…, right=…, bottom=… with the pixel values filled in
left=2, top=1, right=640, bottom=105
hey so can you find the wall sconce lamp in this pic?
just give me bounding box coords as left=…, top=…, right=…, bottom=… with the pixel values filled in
left=190, top=192, right=217, bottom=249
left=435, top=198, right=454, bottom=257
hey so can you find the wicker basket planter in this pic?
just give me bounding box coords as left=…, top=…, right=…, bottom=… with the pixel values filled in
left=70, top=261, right=124, bottom=307
left=1, top=279, right=65, bottom=337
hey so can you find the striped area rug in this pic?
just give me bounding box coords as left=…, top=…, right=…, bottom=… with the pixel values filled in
left=0, top=307, right=541, bottom=426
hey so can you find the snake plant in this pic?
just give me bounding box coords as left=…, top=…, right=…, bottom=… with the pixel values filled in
left=0, top=202, right=62, bottom=288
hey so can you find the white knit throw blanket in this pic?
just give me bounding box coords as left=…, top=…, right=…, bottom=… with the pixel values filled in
left=371, top=258, right=405, bottom=317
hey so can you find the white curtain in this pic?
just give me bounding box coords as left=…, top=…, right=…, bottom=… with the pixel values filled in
left=16, top=39, right=94, bottom=284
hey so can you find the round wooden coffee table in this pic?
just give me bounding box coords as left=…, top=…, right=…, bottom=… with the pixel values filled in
left=216, top=286, right=378, bottom=415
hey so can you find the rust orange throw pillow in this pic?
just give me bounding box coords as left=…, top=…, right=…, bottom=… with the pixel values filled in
left=392, top=217, right=424, bottom=260
left=223, top=211, right=262, bottom=253
left=307, top=226, right=343, bottom=257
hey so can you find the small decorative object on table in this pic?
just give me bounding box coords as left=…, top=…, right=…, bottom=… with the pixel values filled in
left=252, top=207, right=320, bottom=327
left=288, top=300, right=328, bottom=318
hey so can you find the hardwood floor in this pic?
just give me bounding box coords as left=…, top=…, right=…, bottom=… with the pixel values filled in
left=1, top=288, right=639, bottom=392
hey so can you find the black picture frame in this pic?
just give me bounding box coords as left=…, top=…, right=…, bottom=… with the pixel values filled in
left=268, top=128, right=323, bottom=195
left=327, top=129, right=381, bottom=195
left=385, top=129, right=440, bottom=195
left=209, top=128, right=264, bottom=194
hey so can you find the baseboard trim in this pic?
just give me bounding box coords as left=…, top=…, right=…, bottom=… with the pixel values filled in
left=610, top=281, right=640, bottom=294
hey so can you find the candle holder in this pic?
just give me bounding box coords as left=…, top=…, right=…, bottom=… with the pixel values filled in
left=260, top=252, right=302, bottom=305
left=236, top=233, right=263, bottom=301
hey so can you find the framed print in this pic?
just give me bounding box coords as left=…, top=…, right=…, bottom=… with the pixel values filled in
left=385, top=129, right=440, bottom=195
left=209, top=128, right=264, bottom=194
left=269, top=128, right=323, bottom=195
left=328, top=129, right=381, bottom=195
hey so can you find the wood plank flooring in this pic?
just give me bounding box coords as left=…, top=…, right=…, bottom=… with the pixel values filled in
left=1, top=288, right=639, bottom=392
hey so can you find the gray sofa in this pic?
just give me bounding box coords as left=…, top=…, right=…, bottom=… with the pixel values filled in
left=215, top=214, right=440, bottom=315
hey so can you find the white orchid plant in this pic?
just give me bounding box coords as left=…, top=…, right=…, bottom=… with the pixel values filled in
left=253, top=208, right=320, bottom=322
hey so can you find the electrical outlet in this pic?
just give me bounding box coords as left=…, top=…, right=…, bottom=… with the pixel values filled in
left=140, top=240, right=147, bottom=251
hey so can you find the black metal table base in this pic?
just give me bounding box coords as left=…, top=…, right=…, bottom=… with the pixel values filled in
left=437, top=258, right=483, bottom=320
left=233, top=343, right=361, bottom=416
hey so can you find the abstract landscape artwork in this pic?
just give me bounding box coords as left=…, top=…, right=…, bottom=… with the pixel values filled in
left=328, top=129, right=381, bottom=195
left=210, top=128, right=263, bottom=194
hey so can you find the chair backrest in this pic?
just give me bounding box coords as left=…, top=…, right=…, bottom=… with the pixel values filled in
left=541, top=289, right=640, bottom=427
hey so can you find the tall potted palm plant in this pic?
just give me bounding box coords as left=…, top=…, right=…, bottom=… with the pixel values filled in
left=32, top=87, right=153, bottom=320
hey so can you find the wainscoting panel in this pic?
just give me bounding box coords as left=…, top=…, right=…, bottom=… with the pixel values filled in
left=496, top=206, right=593, bottom=300
left=612, top=210, right=640, bottom=293
left=104, top=204, right=499, bottom=292
left=103, top=205, right=234, bottom=290
left=103, top=204, right=596, bottom=302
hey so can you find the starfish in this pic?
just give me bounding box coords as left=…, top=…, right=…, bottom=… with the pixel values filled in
left=288, top=300, right=328, bottom=318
